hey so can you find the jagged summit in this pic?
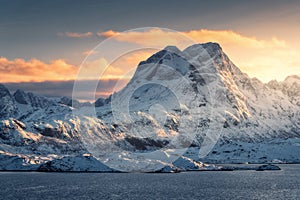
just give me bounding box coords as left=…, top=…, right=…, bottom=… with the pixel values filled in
left=184, top=42, right=222, bottom=54
left=138, top=48, right=181, bottom=66
left=284, top=75, right=300, bottom=84
left=163, top=45, right=182, bottom=55
left=137, top=42, right=243, bottom=79
left=138, top=42, right=222, bottom=66
left=268, top=75, right=300, bottom=85
left=0, top=84, right=18, bottom=119
left=14, top=89, right=28, bottom=104
left=0, top=83, right=11, bottom=98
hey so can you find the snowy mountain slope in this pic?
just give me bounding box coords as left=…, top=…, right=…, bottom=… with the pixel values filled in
left=0, top=42, right=299, bottom=171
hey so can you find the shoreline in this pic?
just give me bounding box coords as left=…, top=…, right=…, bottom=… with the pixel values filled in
left=0, top=163, right=290, bottom=173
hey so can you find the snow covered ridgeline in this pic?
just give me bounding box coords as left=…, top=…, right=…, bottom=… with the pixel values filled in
left=0, top=42, right=299, bottom=172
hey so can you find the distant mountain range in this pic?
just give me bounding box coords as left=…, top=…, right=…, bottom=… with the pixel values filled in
left=0, top=42, right=299, bottom=172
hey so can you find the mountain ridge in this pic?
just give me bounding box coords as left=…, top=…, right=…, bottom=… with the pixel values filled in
left=0, top=42, right=299, bottom=171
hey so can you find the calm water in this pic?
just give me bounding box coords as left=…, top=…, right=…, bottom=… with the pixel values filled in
left=0, top=165, right=299, bottom=200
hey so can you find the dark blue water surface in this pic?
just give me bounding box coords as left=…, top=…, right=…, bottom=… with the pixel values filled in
left=0, top=165, right=299, bottom=200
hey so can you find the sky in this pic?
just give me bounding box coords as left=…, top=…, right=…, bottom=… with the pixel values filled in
left=1, top=0, right=300, bottom=101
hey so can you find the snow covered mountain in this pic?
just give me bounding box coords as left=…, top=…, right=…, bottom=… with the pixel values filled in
left=0, top=42, right=299, bottom=171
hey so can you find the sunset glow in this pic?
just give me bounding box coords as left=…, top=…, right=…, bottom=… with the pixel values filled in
left=2, top=28, right=299, bottom=84
left=1, top=1, right=299, bottom=99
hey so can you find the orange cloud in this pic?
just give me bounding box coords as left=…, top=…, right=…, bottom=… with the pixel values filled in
left=97, top=30, right=118, bottom=38
left=97, top=28, right=186, bottom=47
left=61, top=32, right=93, bottom=38
left=0, top=57, right=78, bottom=82
left=82, top=49, right=98, bottom=56
left=97, top=29, right=286, bottom=48
left=0, top=50, right=156, bottom=83
left=3, top=29, right=299, bottom=84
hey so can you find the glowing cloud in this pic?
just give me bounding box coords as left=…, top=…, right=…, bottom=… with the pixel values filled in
left=82, top=49, right=98, bottom=56
left=0, top=57, right=79, bottom=82
left=3, top=29, right=299, bottom=84
left=97, top=29, right=186, bottom=47
left=97, top=30, right=118, bottom=38
left=97, top=29, right=286, bottom=49
left=0, top=50, right=154, bottom=84
left=61, top=32, right=93, bottom=38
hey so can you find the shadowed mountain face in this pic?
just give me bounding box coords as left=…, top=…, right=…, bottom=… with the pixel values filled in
left=0, top=42, right=299, bottom=171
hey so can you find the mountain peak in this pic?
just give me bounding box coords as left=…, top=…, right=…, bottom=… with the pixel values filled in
left=138, top=46, right=182, bottom=67
left=284, top=75, right=300, bottom=84
left=138, top=42, right=223, bottom=67
left=163, top=45, right=182, bottom=55
left=0, top=83, right=11, bottom=98
left=192, top=42, right=221, bottom=50
left=14, top=89, right=28, bottom=104
left=0, top=84, right=18, bottom=119
left=183, top=42, right=222, bottom=58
